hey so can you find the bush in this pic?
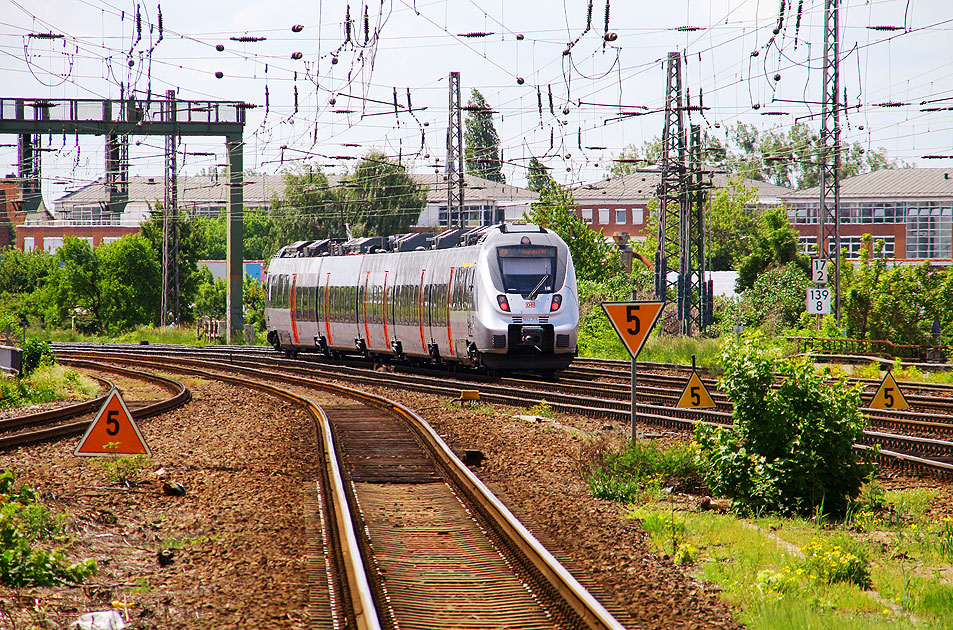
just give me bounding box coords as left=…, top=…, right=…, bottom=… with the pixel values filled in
left=694, top=334, right=873, bottom=518
left=20, top=338, right=54, bottom=376
left=0, top=470, right=96, bottom=587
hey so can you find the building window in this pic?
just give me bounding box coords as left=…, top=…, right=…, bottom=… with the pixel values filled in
left=615, top=209, right=627, bottom=224
left=836, top=235, right=895, bottom=258
left=798, top=236, right=818, bottom=255
left=23, top=237, right=34, bottom=252
left=581, top=209, right=592, bottom=224
left=598, top=208, right=609, bottom=224
left=193, top=204, right=225, bottom=218
left=906, top=203, right=952, bottom=259
left=632, top=208, right=644, bottom=224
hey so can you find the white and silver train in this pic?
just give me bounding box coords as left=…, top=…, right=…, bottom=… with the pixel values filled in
left=264, top=222, right=579, bottom=372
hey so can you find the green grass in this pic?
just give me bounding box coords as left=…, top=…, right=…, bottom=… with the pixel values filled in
left=0, top=364, right=99, bottom=409
left=36, top=323, right=258, bottom=346
left=622, top=485, right=953, bottom=629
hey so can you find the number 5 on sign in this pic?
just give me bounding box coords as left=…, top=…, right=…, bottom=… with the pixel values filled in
left=74, top=389, right=151, bottom=456
left=601, top=302, right=664, bottom=358
left=806, top=287, right=831, bottom=315
left=869, top=372, right=908, bottom=410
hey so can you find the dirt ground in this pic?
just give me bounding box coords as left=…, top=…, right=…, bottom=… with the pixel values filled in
left=2, top=367, right=949, bottom=629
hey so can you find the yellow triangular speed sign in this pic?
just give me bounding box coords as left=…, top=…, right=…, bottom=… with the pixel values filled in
left=869, top=371, right=908, bottom=410
left=676, top=371, right=716, bottom=408
left=601, top=301, right=664, bottom=359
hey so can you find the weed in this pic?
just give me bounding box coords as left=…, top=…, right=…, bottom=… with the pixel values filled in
left=528, top=400, right=555, bottom=418
left=674, top=543, right=699, bottom=566
left=936, top=518, right=953, bottom=561
left=582, top=438, right=705, bottom=502
left=641, top=511, right=688, bottom=557
left=90, top=444, right=150, bottom=485
left=801, top=537, right=872, bottom=588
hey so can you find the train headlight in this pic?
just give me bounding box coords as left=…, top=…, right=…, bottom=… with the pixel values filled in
left=550, top=294, right=563, bottom=312
left=497, top=294, right=510, bottom=311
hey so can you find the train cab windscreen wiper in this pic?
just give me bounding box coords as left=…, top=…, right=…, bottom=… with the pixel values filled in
left=527, top=274, right=549, bottom=300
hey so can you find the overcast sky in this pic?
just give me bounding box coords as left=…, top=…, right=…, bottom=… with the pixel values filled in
left=3, top=0, right=952, bottom=204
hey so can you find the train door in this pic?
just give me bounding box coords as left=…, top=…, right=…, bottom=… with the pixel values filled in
left=445, top=266, right=455, bottom=358
left=417, top=268, right=427, bottom=356
left=323, top=272, right=333, bottom=347
left=381, top=270, right=390, bottom=352
left=359, top=271, right=370, bottom=352
left=290, top=274, right=300, bottom=345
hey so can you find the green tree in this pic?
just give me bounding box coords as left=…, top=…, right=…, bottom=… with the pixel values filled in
left=607, top=138, right=662, bottom=177
left=525, top=182, right=618, bottom=282
left=727, top=122, right=901, bottom=189
left=341, top=151, right=427, bottom=236
left=97, top=235, right=162, bottom=332
left=270, top=164, right=347, bottom=243
left=526, top=157, right=554, bottom=192
left=194, top=267, right=226, bottom=320
left=841, top=235, right=950, bottom=345
left=0, top=248, right=55, bottom=329
left=695, top=334, right=872, bottom=518
left=0, top=247, right=53, bottom=294
left=706, top=178, right=759, bottom=271
left=736, top=205, right=808, bottom=291
left=464, top=89, right=505, bottom=183
left=139, top=205, right=203, bottom=321
left=48, top=237, right=102, bottom=329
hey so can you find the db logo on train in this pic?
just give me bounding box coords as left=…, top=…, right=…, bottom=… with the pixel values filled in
left=525, top=301, right=536, bottom=308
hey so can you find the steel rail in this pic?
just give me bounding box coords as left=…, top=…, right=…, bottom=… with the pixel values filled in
left=0, top=362, right=190, bottom=449
left=135, top=363, right=381, bottom=630
left=70, top=351, right=627, bottom=630
left=55, top=348, right=953, bottom=478
left=0, top=374, right=113, bottom=432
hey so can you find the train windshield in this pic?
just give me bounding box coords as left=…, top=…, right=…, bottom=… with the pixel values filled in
left=496, top=245, right=557, bottom=295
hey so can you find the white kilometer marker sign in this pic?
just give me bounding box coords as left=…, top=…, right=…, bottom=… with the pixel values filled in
left=806, top=287, right=832, bottom=315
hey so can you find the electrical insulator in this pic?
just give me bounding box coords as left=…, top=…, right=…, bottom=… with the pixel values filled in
left=291, top=52, right=303, bottom=60
left=292, top=24, right=304, bottom=33
left=216, top=44, right=224, bottom=51
left=215, top=71, right=224, bottom=79
left=516, top=77, right=524, bottom=85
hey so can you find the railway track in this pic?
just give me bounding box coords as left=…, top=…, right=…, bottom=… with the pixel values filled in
left=54, top=349, right=629, bottom=629
left=0, top=362, right=190, bottom=449
left=51, top=344, right=953, bottom=477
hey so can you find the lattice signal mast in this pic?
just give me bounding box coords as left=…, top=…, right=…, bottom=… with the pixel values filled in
left=655, top=52, right=686, bottom=310
left=655, top=52, right=712, bottom=335
left=818, top=0, right=842, bottom=321
left=161, top=89, right=180, bottom=327
left=446, top=71, right=465, bottom=228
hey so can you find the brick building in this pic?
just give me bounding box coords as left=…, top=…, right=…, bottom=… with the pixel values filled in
left=16, top=174, right=283, bottom=253
left=781, top=168, right=953, bottom=261
left=571, top=172, right=791, bottom=240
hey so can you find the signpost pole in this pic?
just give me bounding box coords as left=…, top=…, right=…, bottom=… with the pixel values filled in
left=631, top=345, right=638, bottom=444
left=630, top=290, right=638, bottom=444
left=601, top=299, right=663, bottom=447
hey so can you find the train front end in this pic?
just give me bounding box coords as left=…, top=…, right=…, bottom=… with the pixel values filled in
left=473, top=224, right=578, bottom=371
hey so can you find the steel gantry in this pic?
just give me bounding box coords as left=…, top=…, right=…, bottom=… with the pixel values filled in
left=0, top=97, right=249, bottom=342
